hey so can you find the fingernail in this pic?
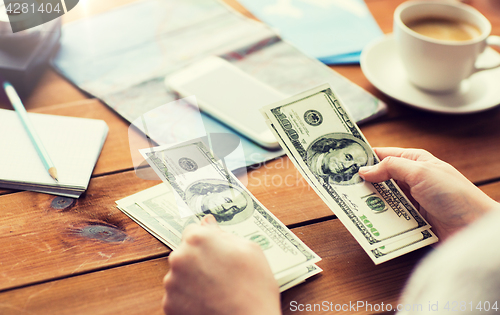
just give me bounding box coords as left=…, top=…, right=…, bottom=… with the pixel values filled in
left=202, top=214, right=217, bottom=226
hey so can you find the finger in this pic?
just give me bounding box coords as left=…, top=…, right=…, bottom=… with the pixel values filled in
left=162, top=294, right=169, bottom=315
left=181, top=217, right=222, bottom=246
left=182, top=220, right=202, bottom=236
left=373, top=147, right=434, bottom=162
left=372, top=147, right=408, bottom=160
left=200, top=214, right=218, bottom=226
left=163, top=270, right=171, bottom=288
left=395, top=179, right=419, bottom=208
left=182, top=215, right=218, bottom=236
left=359, top=155, right=421, bottom=184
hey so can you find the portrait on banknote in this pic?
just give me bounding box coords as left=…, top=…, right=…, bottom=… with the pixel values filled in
left=306, top=133, right=373, bottom=186
left=186, top=179, right=254, bottom=224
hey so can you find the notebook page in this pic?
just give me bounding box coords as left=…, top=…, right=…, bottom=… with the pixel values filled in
left=0, top=109, right=108, bottom=188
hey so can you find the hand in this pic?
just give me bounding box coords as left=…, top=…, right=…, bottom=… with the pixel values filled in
left=162, top=215, right=281, bottom=315
left=359, top=147, right=499, bottom=241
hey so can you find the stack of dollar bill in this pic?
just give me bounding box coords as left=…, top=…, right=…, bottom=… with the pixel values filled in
left=260, top=84, right=438, bottom=264
left=116, top=140, right=322, bottom=292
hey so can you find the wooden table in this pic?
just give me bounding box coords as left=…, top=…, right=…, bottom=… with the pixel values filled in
left=1, top=0, right=500, bottom=314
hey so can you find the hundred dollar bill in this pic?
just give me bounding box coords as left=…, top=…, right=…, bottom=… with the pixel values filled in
left=116, top=182, right=322, bottom=292
left=261, top=84, right=438, bottom=264
left=116, top=183, right=185, bottom=250
left=135, top=140, right=321, bottom=284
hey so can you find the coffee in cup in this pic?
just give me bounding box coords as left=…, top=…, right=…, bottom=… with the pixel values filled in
left=394, top=1, right=500, bottom=93
left=406, top=18, right=481, bottom=42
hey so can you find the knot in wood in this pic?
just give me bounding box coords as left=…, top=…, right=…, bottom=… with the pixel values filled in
left=79, top=225, right=128, bottom=243
left=51, top=197, right=76, bottom=210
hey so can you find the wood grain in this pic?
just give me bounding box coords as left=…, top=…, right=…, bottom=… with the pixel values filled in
left=0, top=165, right=330, bottom=292
left=280, top=221, right=427, bottom=315
left=0, top=219, right=425, bottom=315
left=24, top=70, right=89, bottom=110
left=480, top=181, right=500, bottom=203
left=2, top=160, right=497, bottom=293
left=245, top=157, right=334, bottom=225
left=0, top=155, right=344, bottom=292
left=0, top=257, right=168, bottom=315
left=0, top=171, right=166, bottom=292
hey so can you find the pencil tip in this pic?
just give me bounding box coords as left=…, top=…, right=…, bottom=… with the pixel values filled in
left=49, top=167, right=59, bottom=182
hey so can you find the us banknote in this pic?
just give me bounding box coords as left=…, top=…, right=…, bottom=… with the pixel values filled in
left=117, top=140, right=322, bottom=289
left=261, top=84, right=438, bottom=264
left=116, top=182, right=321, bottom=291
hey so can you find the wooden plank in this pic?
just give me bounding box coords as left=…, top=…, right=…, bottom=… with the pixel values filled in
left=0, top=189, right=16, bottom=196
left=365, top=0, right=401, bottom=34
left=0, top=171, right=167, bottom=292
left=0, top=258, right=168, bottom=315
left=467, top=0, right=500, bottom=38
left=245, top=157, right=334, bottom=225
left=280, top=221, right=427, bottom=315
left=0, top=219, right=424, bottom=315
left=0, top=162, right=333, bottom=291
left=223, top=0, right=258, bottom=20
left=4, top=158, right=498, bottom=210
left=2, top=155, right=495, bottom=293
left=6, top=96, right=500, bottom=197
left=480, top=181, right=500, bottom=203
left=24, top=70, right=89, bottom=110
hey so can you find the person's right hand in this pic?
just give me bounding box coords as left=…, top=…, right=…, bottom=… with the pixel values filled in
left=162, top=215, right=280, bottom=315
left=359, top=147, right=499, bottom=242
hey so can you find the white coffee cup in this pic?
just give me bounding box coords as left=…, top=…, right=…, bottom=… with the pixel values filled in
left=394, top=1, right=500, bottom=93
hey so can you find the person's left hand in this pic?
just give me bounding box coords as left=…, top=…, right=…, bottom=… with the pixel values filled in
left=162, top=215, right=281, bottom=315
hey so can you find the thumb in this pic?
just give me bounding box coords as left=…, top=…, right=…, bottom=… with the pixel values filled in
left=200, top=214, right=219, bottom=227
left=359, top=156, right=418, bottom=184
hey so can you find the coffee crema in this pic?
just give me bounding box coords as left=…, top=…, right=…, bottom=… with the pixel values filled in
left=406, top=18, right=481, bottom=41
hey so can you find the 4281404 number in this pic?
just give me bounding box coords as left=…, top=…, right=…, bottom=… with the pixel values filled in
left=444, top=301, right=498, bottom=312
left=5, top=2, right=62, bottom=15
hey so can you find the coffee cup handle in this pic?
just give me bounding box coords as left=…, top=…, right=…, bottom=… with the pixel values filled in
left=473, top=35, right=500, bottom=73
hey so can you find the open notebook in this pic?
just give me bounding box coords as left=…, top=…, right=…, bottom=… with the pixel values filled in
left=0, top=109, right=108, bottom=197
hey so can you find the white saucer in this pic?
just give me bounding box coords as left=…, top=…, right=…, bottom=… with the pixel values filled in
left=360, top=35, right=500, bottom=114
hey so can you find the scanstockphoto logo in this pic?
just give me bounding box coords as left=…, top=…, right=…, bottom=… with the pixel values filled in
left=3, top=0, right=78, bottom=32
left=128, top=96, right=248, bottom=185
left=128, top=97, right=249, bottom=219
